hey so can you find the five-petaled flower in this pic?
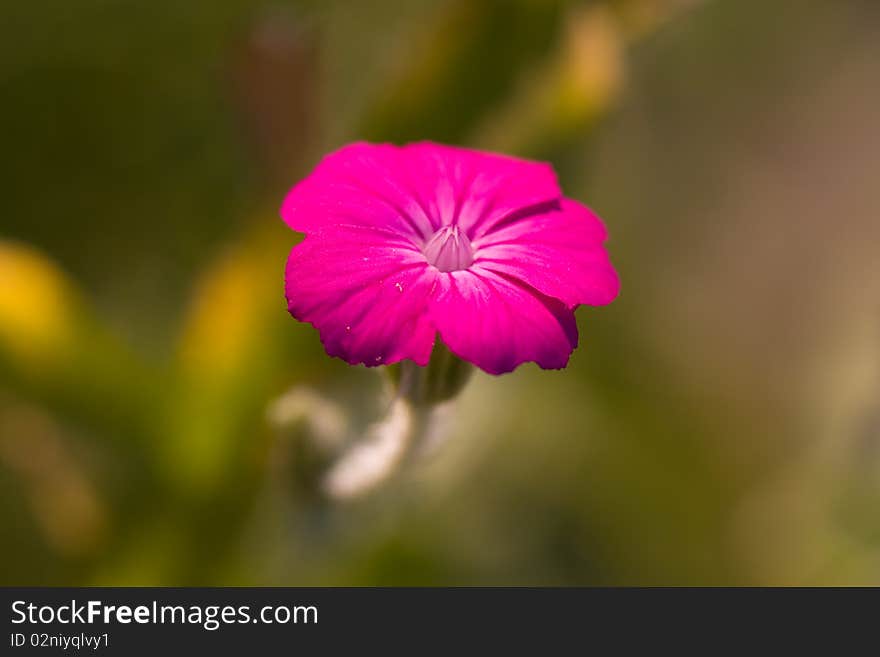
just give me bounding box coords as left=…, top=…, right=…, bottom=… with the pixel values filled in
left=281, top=142, right=619, bottom=375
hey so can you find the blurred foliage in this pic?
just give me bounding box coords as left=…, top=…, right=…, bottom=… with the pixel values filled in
left=2, top=0, right=880, bottom=585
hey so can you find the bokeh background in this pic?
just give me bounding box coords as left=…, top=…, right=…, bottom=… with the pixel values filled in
left=2, top=0, right=880, bottom=585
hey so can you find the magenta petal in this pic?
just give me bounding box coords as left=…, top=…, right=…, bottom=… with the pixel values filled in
left=472, top=199, right=620, bottom=308
left=428, top=267, right=578, bottom=375
left=286, top=227, right=438, bottom=366
left=401, top=142, right=562, bottom=236
left=281, top=142, right=437, bottom=242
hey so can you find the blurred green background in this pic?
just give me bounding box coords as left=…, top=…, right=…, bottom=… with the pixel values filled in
left=2, top=0, right=880, bottom=585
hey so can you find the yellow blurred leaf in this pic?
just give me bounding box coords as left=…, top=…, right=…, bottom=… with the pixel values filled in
left=0, top=240, right=78, bottom=370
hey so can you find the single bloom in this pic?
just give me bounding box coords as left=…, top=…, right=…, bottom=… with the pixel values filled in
left=281, top=141, right=619, bottom=375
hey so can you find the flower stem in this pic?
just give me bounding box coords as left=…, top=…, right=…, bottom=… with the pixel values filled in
left=271, top=345, right=473, bottom=500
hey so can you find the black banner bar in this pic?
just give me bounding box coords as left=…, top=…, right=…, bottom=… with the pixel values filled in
left=1, top=587, right=876, bottom=653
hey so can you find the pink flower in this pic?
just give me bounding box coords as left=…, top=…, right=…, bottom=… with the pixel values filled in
left=282, top=142, right=619, bottom=375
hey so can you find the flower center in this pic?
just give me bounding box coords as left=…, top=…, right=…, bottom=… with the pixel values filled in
left=422, top=226, right=475, bottom=272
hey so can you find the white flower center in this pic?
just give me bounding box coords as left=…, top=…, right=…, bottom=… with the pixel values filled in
left=423, top=226, right=475, bottom=272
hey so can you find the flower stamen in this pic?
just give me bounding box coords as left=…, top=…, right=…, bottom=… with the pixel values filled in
left=423, top=226, right=475, bottom=272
